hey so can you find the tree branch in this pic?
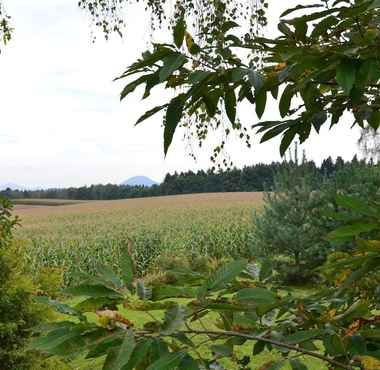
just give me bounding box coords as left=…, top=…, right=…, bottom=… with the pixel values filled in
left=180, top=329, right=355, bottom=370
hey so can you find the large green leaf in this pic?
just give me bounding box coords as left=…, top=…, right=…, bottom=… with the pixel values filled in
left=357, top=59, right=380, bottom=85
left=189, top=70, right=212, bottom=84
left=346, top=335, right=367, bottom=357
left=295, top=20, right=308, bottom=41
left=327, top=223, right=377, bottom=240
left=323, top=334, right=346, bottom=356
left=86, top=332, right=123, bottom=359
left=164, top=94, right=186, bottom=155
left=31, top=325, right=85, bottom=356
left=368, top=111, right=380, bottom=130
left=221, top=20, right=240, bottom=32
left=311, top=111, right=327, bottom=133
left=333, top=300, right=370, bottom=323
left=311, top=16, right=339, bottom=38
left=203, top=90, right=221, bottom=117
left=179, top=355, right=200, bottom=370
left=336, top=59, right=357, bottom=94
left=143, top=72, right=160, bottom=99
left=210, top=343, right=233, bottom=358
left=278, top=22, right=293, bottom=37
left=159, top=54, right=187, bottom=82
left=255, top=90, right=267, bottom=119
left=152, top=285, right=198, bottom=301
left=119, top=47, right=174, bottom=78
left=120, top=248, right=134, bottom=286
left=198, top=259, right=247, bottom=298
left=127, top=339, right=153, bottom=369
left=235, top=287, right=277, bottom=305
left=253, top=340, right=266, bottom=355
left=146, top=351, right=186, bottom=370
left=289, top=359, right=308, bottom=370
left=231, top=67, right=248, bottom=82
left=108, top=331, right=136, bottom=370
left=135, top=104, right=168, bottom=126
left=97, top=265, right=123, bottom=289
left=74, top=297, right=113, bottom=312
left=259, top=122, right=294, bottom=143
left=280, top=127, right=297, bottom=156
left=173, top=19, right=186, bottom=48
left=225, top=88, right=237, bottom=124
left=34, top=296, right=85, bottom=319
left=285, top=329, right=322, bottom=344
left=64, top=284, right=123, bottom=299
left=120, top=75, right=149, bottom=101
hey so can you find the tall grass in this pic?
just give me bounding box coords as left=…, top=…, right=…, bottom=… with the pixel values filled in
left=15, top=193, right=262, bottom=285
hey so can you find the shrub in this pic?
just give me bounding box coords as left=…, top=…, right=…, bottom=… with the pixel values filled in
left=252, top=184, right=332, bottom=268
left=251, top=157, right=332, bottom=282
left=0, top=197, right=64, bottom=369
left=251, top=153, right=380, bottom=283
left=0, top=197, right=37, bottom=369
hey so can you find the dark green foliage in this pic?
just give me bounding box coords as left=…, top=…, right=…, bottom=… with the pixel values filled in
left=252, top=158, right=331, bottom=283
left=0, top=198, right=36, bottom=369
left=0, top=257, right=38, bottom=369
left=251, top=151, right=380, bottom=283
left=0, top=197, right=19, bottom=248
left=0, top=197, right=65, bottom=369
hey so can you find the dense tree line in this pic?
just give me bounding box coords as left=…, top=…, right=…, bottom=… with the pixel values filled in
left=2, top=155, right=370, bottom=201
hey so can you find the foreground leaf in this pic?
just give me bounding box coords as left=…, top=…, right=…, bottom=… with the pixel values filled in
left=135, top=105, right=168, bottom=126
left=164, top=94, right=186, bottom=155
left=173, top=19, right=186, bottom=48
left=146, top=351, right=186, bottom=370
left=108, top=331, right=135, bottom=370
left=235, top=287, right=277, bottom=305
left=198, top=259, right=247, bottom=298
left=64, top=284, right=123, bottom=299
left=336, top=59, right=357, bottom=95
left=225, top=88, right=237, bottom=124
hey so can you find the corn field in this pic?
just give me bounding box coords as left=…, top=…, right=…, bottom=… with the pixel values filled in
left=14, top=193, right=263, bottom=285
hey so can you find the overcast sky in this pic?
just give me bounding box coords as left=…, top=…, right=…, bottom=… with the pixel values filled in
left=0, top=0, right=360, bottom=188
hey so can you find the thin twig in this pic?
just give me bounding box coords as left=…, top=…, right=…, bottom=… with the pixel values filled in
left=180, top=329, right=354, bottom=370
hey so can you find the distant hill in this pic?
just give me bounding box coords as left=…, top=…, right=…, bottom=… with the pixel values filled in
left=121, top=176, right=158, bottom=187
left=0, top=183, right=25, bottom=191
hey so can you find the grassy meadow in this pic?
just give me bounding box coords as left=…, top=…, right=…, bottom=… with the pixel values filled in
left=15, top=192, right=263, bottom=285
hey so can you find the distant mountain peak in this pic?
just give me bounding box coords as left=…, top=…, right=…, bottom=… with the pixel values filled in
left=121, top=176, right=158, bottom=187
